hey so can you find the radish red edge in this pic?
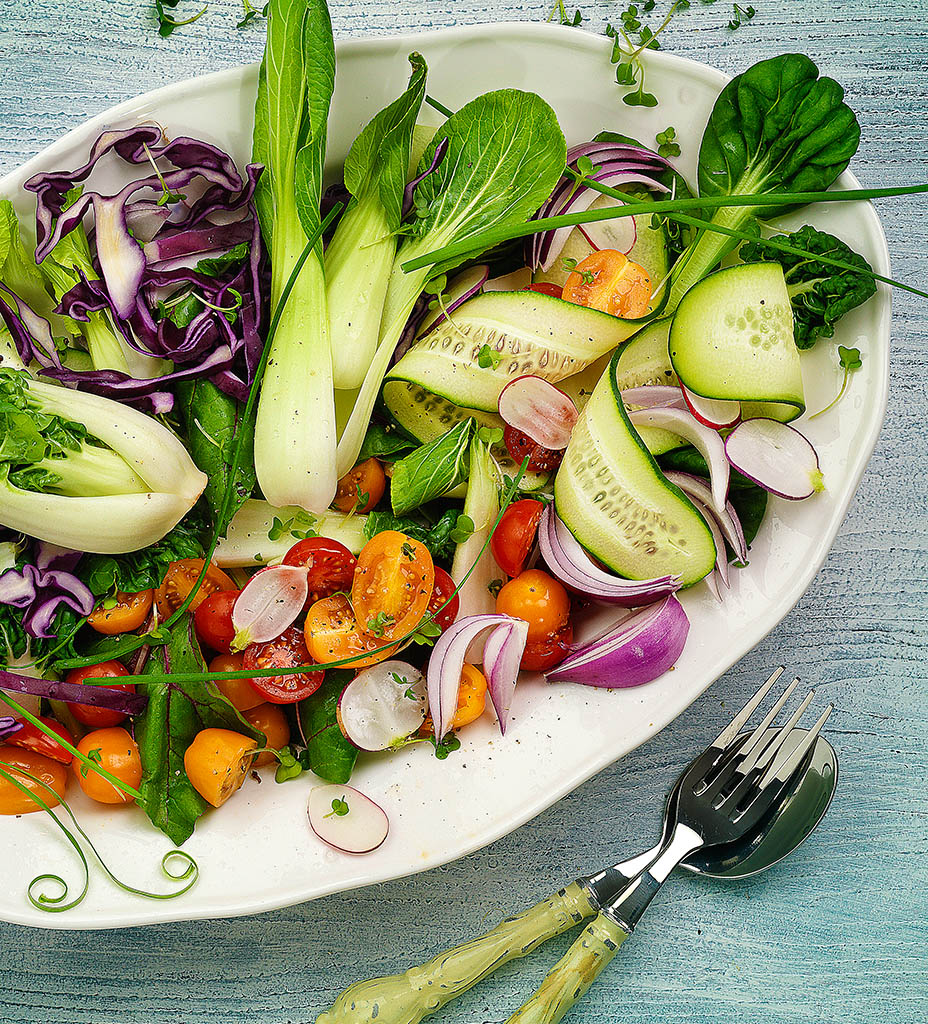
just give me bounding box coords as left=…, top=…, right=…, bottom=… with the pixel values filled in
left=725, top=418, right=825, bottom=501
left=680, top=385, right=741, bottom=429
left=498, top=376, right=579, bottom=451
left=307, top=784, right=389, bottom=855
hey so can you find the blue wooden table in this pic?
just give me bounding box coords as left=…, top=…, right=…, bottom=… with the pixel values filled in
left=1, top=2, right=926, bottom=1022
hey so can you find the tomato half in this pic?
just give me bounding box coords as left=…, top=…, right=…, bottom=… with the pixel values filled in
left=351, top=531, right=434, bottom=641
left=333, top=458, right=386, bottom=513
left=184, top=728, right=257, bottom=808
left=155, top=559, right=235, bottom=619
left=491, top=499, right=544, bottom=578
left=526, top=282, right=563, bottom=298
left=87, top=590, right=153, bottom=635
left=194, top=589, right=240, bottom=654
left=561, top=249, right=652, bottom=319
left=428, top=567, right=460, bottom=633
left=520, top=620, right=574, bottom=671
left=65, top=661, right=134, bottom=728
left=242, top=703, right=290, bottom=767
left=503, top=425, right=563, bottom=473
left=304, top=594, right=398, bottom=669
left=0, top=746, right=68, bottom=815
left=496, top=569, right=571, bottom=642
left=5, top=716, right=74, bottom=765
left=282, top=537, right=357, bottom=607
left=72, top=727, right=141, bottom=805
left=243, top=626, right=323, bottom=704
left=209, top=654, right=264, bottom=712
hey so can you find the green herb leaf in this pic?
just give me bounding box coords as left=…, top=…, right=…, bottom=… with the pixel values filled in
left=325, top=796, right=350, bottom=817
left=476, top=344, right=501, bottom=369
left=358, top=423, right=416, bottom=463
left=390, top=418, right=475, bottom=515
left=728, top=2, right=755, bottom=29
left=655, top=126, right=681, bottom=158
left=449, top=513, right=475, bottom=545
left=236, top=0, right=268, bottom=29
left=365, top=611, right=395, bottom=638
left=297, top=670, right=358, bottom=784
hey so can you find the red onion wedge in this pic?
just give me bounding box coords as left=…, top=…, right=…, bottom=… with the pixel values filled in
left=539, top=505, right=680, bottom=606
left=308, top=784, right=389, bottom=855
left=628, top=406, right=729, bottom=511
left=498, top=376, right=579, bottom=451
left=681, top=386, right=741, bottom=430
left=621, top=385, right=686, bottom=410
left=545, top=596, right=689, bottom=688
left=481, top=617, right=529, bottom=735
left=662, top=471, right=747, bottom=564
left=230, top=564, right=308, bottom=652
left=337, top=661, right=427, bottom=752
left=0, top=671, right=148, bottom=715
left=725, top=419, right=825, bottom=500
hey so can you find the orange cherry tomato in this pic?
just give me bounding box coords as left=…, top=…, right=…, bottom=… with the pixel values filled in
left=520, top=620, right=573, bottom=671
left=333, top=458, right=386, bottom=513
left=496, top=569, right=571, bottom=642
left=304, top=594, right=399, bottom=669
left=491, top=499, right=544, bottom=578
left=155, top=558, right=235, bottom=619
left=5, top=716, right=74, bottom=765
left=65, top=660, right=134, bottom=728
left=526, top=282, right=563, bottom=298
left=561, top=249, right=652, bottom=319
left=72, top=727, right=141, bottom=805
left=0, top=746, right=68, bottom=815
left=243, top=627, right=324, bottom=704
left=87, top=589, right=154, bottom=635
left=184, top=728, right=257, bottom=808
left=452, top=664, right=488, bottom=729
left=209, top=653, right=264, bottom=712
left=351, top=531, right=434, bottom=641
left=242, top=703, right=290, bottom=767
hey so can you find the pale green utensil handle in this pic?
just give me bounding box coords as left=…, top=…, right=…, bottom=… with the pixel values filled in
left=504, top=913, right=630, bottom=1024
left=315, top=881, right=595, bottom=1024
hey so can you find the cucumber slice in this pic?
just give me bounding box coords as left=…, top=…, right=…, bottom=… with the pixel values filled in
left=386, top=290, right=643, bottom=413
left=554, top=349, right=717, bottom=586
left=669, top=263, right=804, bottom=413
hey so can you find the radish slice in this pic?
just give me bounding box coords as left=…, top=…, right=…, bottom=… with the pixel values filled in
left=308, top=784, right=389, bottom=855
left=498, top=376, right=579, bottom=451
left=481, top=618, right=529, bottom=734
left=336, top=661, right=427, bottom=752
left=681, top=386, right=740, bottom=430
left=230, top=565, right=308, bottom=651
left=621, top=385, right=686, bottom=410
left=725, top=419, right=825, bottom=500
left=578, top=213, right=636, bottom=255
left=484, top=267, right=533, bottom=292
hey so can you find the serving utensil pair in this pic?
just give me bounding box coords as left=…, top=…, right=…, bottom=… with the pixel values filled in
left=316, top=667, right=837, bottom=1024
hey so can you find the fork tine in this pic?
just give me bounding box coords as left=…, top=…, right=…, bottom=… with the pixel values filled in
left=757, top=705, right=834, bottom=789
left=734, top=677, right=801, bottom=773
left=750, top=689, right=816, bottom=776
left=711, top=666, right=785, bottom=750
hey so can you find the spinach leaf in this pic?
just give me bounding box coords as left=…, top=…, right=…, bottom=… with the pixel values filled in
left=176, top=379, right=256, bottom=524
left=134, top=615, right=264, bottom=846
left=297, top=670, right=357, bottom=784
left=390, top=418, right=474, bottom=514
left=364, top=507, right=462, bottom=563
left=358, top=422, right=415, bottom=462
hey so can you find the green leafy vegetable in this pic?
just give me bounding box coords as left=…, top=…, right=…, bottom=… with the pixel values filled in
left=363, top=507, right=462, bottom=563
left=389, top=418, right=474, bottom=514
left=810, top=346, right=862, bottom=419
left=358, top=422, right=416, bottom=463
left=297, top=670, right=358, bottom=784
left=655, top=126, right=681, bottom=158
left=0, top=201, right=67, bottom=341
left=605, top=2, right=691, bottom=108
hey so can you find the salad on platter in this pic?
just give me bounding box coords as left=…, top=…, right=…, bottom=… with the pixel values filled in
left=0, top=0, right=919, bottom=911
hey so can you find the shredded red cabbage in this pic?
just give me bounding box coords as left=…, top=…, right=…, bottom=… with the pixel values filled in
left=0, top=543, right=95, bottom=639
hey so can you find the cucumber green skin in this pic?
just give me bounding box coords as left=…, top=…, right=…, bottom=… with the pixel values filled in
left=669, top=263, right=805, bottom=414
left=554, top=347, right=717, bottom=587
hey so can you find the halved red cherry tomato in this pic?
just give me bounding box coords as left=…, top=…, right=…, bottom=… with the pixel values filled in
left=87, top=589, right=153, bottom=635
left=283, top=537, right=357, bottom=608
left=0, top=746, right=68, bottom=815
left=491, top=499, right=544, bottom=578
left=525, top=282, right=563, bottom=298
left=4, top=716, right=74, bottom=765
left=194, top=589, right=240, bottom=654
left=243, top=626, right=323, bottom=704
left=503, top=425, right=563, bottom=473
left=304, top=594, right=399, bottom=669
left=333, top=458, right=386, bottom=513
left=496, top=568, right=570, bottom=642
left=520, top=620, right=574, bottom=671
left=65, top=661, right=135, bottom=728
left=351, top=531, right=434, bottom=641
left=561, top=249, right=652, bottom=318
left=428, top=566, right=460, bottom=633
left=155, top=558, right=235, bottom=618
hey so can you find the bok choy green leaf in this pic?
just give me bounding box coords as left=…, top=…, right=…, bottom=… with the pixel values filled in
left=389, top=417, right=474, bottom=514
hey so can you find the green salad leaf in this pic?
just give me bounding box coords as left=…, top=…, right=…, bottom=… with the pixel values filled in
left=364, top=507, right=463, bottom=563
left=390, top=418, right=474, bottom=514
left=297, top=670, right=357, bottom=784
left=358, top=422, right=416, bottom=462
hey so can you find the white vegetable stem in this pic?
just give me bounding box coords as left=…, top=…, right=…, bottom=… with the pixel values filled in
left=451, top=439, right=503, bottom=619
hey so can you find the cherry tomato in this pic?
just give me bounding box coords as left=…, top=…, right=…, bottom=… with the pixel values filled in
left=496, top=569, right=571, bottom=642
left=65, top=661, right=134, bottom=728
left=243, top=626, right=324, bottom=704
left=0, top=746, right=69, bottom=815
left=282, top=537, right=357, bottom=607
left=184, top=728, right=257, bottom=808
left=5, top=716, right=74, bottom=765
left=452, top=664, right=488, bottom=728
left=208, top=654, right=264, bottom=712
left=333, top=458, right=386, bottom=513
left=304, top=594, right=399, bottom=669
left=352, top=531, right=434, bottom=641
left=87, top=589, right=153, bottom=635
left=155, top=558, right=235, bottom=619
left=194, top=589, right=240, bottom=655
left=561, top=249, right=652, bottom=318
left=503, top=425, right=563, bottom=473
left=428, top=566, right=460, bottom=633
left=242, top=703, right=290, bottom=767
left=520, top=620, right=573, bottom=671
left=525, top=282, right=563, bottom=298
left=72, top=727, right=141, bottom=805
left=491, top=499, right=544, bottom=578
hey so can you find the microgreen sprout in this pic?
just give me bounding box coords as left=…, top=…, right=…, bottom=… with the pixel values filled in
left=656, top=126, right=681, bottom=158
left=810, top=346, right=862, bottom=419
left=325, top=796, right=350, bottom=818
left=236, top=0, right=268, bottom=28
left=477, top=344, right=501, bottom=369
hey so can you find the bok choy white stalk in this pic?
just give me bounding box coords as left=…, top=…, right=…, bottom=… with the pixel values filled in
left=450, top=438, right=503, bottom=619
left=252, top=0, right=336, bottom=511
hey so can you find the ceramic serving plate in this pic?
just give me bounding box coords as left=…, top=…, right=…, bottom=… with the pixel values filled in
left=0, top=22, right=889, bottom=929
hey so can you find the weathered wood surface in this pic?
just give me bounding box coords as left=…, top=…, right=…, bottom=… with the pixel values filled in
left=0, top=2, right=925, bottom=1022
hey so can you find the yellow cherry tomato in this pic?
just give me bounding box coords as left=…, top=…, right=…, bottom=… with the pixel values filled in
left=242, top=703, right=290, bottom=767
left=184, top=728, right=257, bottom=808
left=0, top=745, right=68, bottom=815
left=72, top=728, right=141, bottom=805
left=562, top=249, right=652, bottom=318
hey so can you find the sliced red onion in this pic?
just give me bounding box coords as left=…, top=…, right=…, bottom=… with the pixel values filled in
left=336, top=661, right=427, bottom=752
left=415, top=265, right=489, bottom=338
left=539, top=505, right=680, bottom=606
left=308, top=784, right=389, bottom=855
left=0, top=670, right=148, bottom=714
left=628, top=406, right=730, bottom=510
left=545, top=596, right=689, bottom=688
left=679, top=488, right=728, bottom=587
left=681, top=386, right=741, bottom=430
left=704, top=569, right=723, bottom=604
left=498, top=376, right=579, bottom=450
left=0, top=716, right=23, bottom=741
left=481, top=618, right=529, bottom=735
left=662, top=471, right=747, bottom=563
left=621, top=385, right=686, bottom=410
left=577, top=209, right=636, bottom=255
left=725, top=419, right=825, bottom=500
left=230, top=565, right=308, bottom=651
